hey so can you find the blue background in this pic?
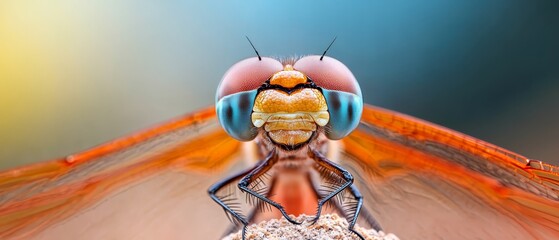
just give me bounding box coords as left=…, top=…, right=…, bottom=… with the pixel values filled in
left=1, top=0, right=558, bottom=169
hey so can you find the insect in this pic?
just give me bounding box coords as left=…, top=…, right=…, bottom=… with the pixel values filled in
left=0, top=41, right=558, bottom=240
left=209, top=38, right=374, bottom=239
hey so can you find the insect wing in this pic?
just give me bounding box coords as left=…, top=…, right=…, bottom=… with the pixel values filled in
left=0, top=107, right=242, bottom=239
left=340, top=104, right=559, bottom=239
left=2, top=104, right=559, bottom=239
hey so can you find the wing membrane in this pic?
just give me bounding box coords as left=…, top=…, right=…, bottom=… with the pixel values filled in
left=0, top=107, right=243, bottom=239
left=340, top=104, right=559, bottom=239
left=2, top=104, right=559, bottom=239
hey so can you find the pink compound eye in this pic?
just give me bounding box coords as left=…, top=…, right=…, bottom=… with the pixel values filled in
left=216, top=57, right=283, bottom=100
left=293, top=55, right=362, bottom=97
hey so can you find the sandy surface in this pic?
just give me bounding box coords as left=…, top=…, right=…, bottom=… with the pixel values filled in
left=222, top=214, right=399, bottom=240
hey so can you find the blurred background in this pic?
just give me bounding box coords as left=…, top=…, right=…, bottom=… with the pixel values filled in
left=0, top=0, right=558, bottom=170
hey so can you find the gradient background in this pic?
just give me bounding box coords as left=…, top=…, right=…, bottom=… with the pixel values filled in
left=1, top=0, right=558, bottom=170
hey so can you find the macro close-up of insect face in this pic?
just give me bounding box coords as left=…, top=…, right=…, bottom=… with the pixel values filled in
left=1, top=1, right=559, bottom=240
left=216, top=54, right=362, bottom=147
left=210, top=41, right=375, bottom=239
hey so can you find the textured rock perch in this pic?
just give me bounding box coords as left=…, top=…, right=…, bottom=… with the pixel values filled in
left=222, top=214, right=399, bottom=240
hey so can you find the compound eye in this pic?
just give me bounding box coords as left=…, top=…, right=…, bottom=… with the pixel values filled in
left=215, top=57, right=282, bottom=141
left=216, top=57, right=283, bottom=100
left=294, top=55, right=363, bottom=140
left=293, top=55, right=361, bottom=97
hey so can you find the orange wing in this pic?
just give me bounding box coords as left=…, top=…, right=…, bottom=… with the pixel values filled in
left=341, top=104, right=559, bottom=239
left=0, top=107, right=245, bottom=239
left=2, top=105, right=559, bottom=240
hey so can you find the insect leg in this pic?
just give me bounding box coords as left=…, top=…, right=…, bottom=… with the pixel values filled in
left=209, top=151, right=277, bottom=237
left=309, top=172, right=383, bottom=233
left=354, top=192, right=383, bottom=232
left=343, top=184, right=368, bottom=239
left=308, top=149, right=354, bottom=224
left=238, top=150, right=304, bottom=225
left=208, top=166, right=255, bottom=229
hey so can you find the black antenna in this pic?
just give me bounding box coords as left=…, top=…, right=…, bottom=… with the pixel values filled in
left=320, top=36, right=337, bottom=61
left=245, top=36, right=261, bottom=61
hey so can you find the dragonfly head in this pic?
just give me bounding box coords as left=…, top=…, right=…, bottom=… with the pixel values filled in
left=216, top=56, right=363, bottom=149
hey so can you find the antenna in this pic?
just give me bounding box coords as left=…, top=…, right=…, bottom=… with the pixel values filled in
left=245, top=36, right=261, bottom=61
left=320, top=36, right=337, bottom=61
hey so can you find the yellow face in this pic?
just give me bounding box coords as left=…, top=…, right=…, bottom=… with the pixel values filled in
left=251, top=65, right=330, bottom=146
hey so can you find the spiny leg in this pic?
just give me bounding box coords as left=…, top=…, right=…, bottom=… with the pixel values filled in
left=311, top=173, right=383, bottom=233
left=208, top=167, right=253, bottom=238
left=343, top=185, right=366, bottom=239
left=353, top=189, right=383, bottom=232
left=308, top=149, right=363, bottom=238
left=208, top=150, right=276, bottom=239
left=238, top=150, right=304, bottom=225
